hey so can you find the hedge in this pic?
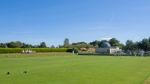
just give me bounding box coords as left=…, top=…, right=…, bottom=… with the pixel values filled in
left=0, top=48, right=73, bottom=53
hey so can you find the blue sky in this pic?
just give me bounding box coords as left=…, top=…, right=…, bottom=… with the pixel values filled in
left=0, top=0, right=150, bottom=46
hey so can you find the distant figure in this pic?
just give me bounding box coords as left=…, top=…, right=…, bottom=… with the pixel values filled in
left=22, top=50, right=25, bottom=54
left=72, top=50, right=74, bottom=55
left=140, top=50, right=145, bottom=56
left=72, top=48, right=78, bottom=55
left=29, top=50, right=32, bottom=54
left=6, top=72, right=10, bottom=75
left=27, top=50, right=29, bottom=54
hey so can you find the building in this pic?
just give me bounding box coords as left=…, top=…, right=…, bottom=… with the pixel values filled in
left=95, top=42, right=121, bottom=54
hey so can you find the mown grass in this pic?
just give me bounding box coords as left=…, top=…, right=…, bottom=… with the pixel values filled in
left=0, top=53, right=150, bottom=84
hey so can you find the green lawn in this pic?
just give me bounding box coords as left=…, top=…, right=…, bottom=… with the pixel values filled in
left=0, top=53, right=150, bottom=84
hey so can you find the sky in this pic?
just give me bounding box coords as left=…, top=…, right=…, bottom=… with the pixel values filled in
left=0, top=0, right=150, bottom=46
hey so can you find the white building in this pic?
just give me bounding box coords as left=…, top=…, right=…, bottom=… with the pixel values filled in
left=95, top=42, right=121, bottom=54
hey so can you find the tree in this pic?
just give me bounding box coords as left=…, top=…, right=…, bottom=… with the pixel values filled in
left=21, top=43, right=33, bottom=48
left=64, top=38, right=69, bottom=48
left=7, top=41, right=23, bottom=48
left=0, top=43, right=7, bottom=48
left=58, top=45, right=63, bottom=48
left=141, top=38, right=149, bottom=51
left=125, top=40, right=134, bottom=51
left=39, top=42, right=47, bottom=48
left=118, top=43, right=125, bottom=49
left=98, top=40, right=108, bottom=48
left=50, top=45, right=55, bottom=48
left=109, top=38, right=120, bottom=47
left=70, top=41, right=94, bottom=49
left=132, top=42, right=139, bottom=51
left=90, top=40, right=101, bottom=48
left=32, top=45, right=40, bottom=48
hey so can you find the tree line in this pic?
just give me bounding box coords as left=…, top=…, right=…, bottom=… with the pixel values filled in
left=62, top=38, right=124, bottom=49
left=63, top=37, right=150, bottom=51
left=0, top=37, right=150, bottom=51
left=0, top=41, right=47, bottom=48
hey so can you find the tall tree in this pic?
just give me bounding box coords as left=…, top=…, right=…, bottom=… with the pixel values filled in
left=141, top=38, right=149, bottom=51
left=0, top=43, right=7, bottom=48
left=118, top=43, right=125, bottom=49
left=21, top=43, right=33, bottom=48
left=64, top=38, right=69, bottom=48
left=125, top=40, right=134, bottom=51
left=90, top=40, right=100, bottom=48
left=50, top=45, right=55, bottom=48
left=39, top=42, right=47, bottom=48
left=132, top=42, right=139, bottom=50
left=109, top=38, right=120, bottom=47
left=7, top=41, right=23, bottom=48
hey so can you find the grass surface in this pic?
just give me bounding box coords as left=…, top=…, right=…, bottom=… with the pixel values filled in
left=0, top=53, right=150, bottom=84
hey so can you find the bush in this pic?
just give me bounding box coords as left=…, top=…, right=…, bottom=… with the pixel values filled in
left=0, top=48, right=72, bottom=53
left=30, top=48, right=70, bottom=52
left=0, top=48, right=22, bottom=53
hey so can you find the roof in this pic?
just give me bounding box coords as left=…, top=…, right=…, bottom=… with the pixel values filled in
left=100, top=42, right=111, bottom=48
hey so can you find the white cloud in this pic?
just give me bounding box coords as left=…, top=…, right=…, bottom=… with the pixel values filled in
left=100, top=37, right=112, bottom=41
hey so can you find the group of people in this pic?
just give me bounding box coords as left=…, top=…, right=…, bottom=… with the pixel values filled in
left=22, top=49, right=34, bottom=54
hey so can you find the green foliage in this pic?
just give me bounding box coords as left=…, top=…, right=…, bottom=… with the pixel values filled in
left=0, top=48, right=72, bottom=53
left=0, top=43, right=7, bottom=48
left=7, top=41, right=23, bottom=48
left=109, top=38, right=120, bottom=47
left=71, top=42, right=94, bottom=49
left=125, top=37, right=150, bottom=51
left=141, top=38, right=150, bottom=51
left=118, top=43, right=125, bottom=49
left=21, top=43, right=33, bottom=48
left=50, top=45, right=55, bottom=48
left=0, top=37, right=149, bottom=51
left=0, top=41, right=48, bottom=48
left=39, top=42, right=47, bottom=48
left=90, top=40, right=100, bottom=48
left=0, top=48, right=22, bottom=53
left=31, top=48, right=70, bottom=52
left=90, top=39, right=123, bottom=49
left=64, top=38, right=70, bottom=48
left=125, top=40, right=134, bottom=50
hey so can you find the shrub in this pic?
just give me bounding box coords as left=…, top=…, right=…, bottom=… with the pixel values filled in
left=30, top=48, right=69, bottom=52
left=0, top=48, right=72, bottom=53
left=0, top=48, right=22, bottom=53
